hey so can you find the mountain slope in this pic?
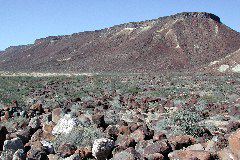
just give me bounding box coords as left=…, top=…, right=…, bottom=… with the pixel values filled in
left=1, top=12, right=240, bottom=73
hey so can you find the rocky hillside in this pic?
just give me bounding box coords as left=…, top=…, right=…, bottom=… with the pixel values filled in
left=1, top=12, right=240, bottom=73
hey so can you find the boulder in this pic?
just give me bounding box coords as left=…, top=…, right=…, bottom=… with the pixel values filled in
left=57, top=143, right=77, bottom=158
left=143, top=140, right=172, bottom=157
left=92, top=138, right=115, bottom=160
left=228, top=129, right=240, bottom=158
left=218, top=147, right=238, bottom=160
left=0, top=138, right=24, bottom=160
left=52, top=108, right=63, bottom=123
left=168, top=150, right=212, bottom=160
left=112, top=147, right=142, bottom=160
left=12, top=149, right=26, bottom=160
left=168, top=135, right=196, bottom=150
left=52, top=114, right=79, bottom=135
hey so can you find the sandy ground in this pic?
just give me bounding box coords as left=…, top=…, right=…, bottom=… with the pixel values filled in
left=0, top=71, right=96, bottom=77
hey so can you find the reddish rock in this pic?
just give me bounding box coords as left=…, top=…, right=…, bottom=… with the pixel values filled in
left=92, top=113, right=106, bottom=128
left=118, top=125, right=131, bottom=135
left=26, top=141, right=47, bottom=159
left=130, top=129, right=145, bottom=142
left=168, top=135, right=196, bottom=150
left=218, top=147, right=238, bottom=160
left=75, top=147, right=92, bottom=159
left=57, top=143, right=77, bottom=158
left=143, top=140, right=172, bottom=156
left=228, top=129, right=240, bottom=158
left=42, top=122, right=55, bottom=133
left=145, top=153, right=164, bottom=160
left=153, top=131, right=167, bottom=142
left=168, top=150, right=212, bottom=160
left=30, top=103, right=44, bottom=114
left=116, top=135, right=136, bottom=150
left=52, top=108, right=63, bottom=123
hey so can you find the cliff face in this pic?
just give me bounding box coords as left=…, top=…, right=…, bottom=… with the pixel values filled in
left=1, top=12, right=240, bottom=73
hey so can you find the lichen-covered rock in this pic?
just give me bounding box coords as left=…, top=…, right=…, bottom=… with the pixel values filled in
left=92, top=138, right=115, bottom=160
left=112, top=147, right=142, bottom=160
left=41, top=140, right=54, bottom=154
left=12, top=149, right=25, bottom=160
left=0, top=138, right=24, bottom=160
left=52, top=114, right=79, bottom=135
left=28, top=116, right=41, bottom=132
left=2, top=137, right=24, bottom=151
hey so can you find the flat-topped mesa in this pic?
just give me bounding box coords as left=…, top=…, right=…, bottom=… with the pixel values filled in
left=166, top=12, right=221, bottom=23
left=34, top=36, right=63, bottom=44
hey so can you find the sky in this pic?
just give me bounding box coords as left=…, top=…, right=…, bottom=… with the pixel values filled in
left=0, top=0, right=240, bottom=51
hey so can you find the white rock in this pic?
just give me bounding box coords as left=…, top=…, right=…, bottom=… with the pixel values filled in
left=41, top=140, right=54, bottom=153
left=92, top=138, right=114, bottom=160
left=218, top=65, right=229, bottom=72
left=52, top=114, right=79, bottom=135
left=232, top=64, right=240, bottom=73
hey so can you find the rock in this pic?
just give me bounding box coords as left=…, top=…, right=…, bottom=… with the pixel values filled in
left=186, top=143, right=205, bottom=151
left=30, top=103, right=44, bottom=114
left=130, top=129, right=145, bottom=142
left=153, top=131, right=167, bottom=142
left=228, top=129, right=240, bottom=158
left=48, top=154, right=61, bottom=160
left=112, top=147, right=142, bottom=160
left=16, top=129, right=31, bottom=144
left=143, top=140, right=172, bottom=157
left=78, top=114, right=91, bottom=127
left=26, top=140, right=45, bottom=159
left=63, top=154, right=81, bottom=160
left=3, top=137, right=24, bottom=151
left=52, top=108, right=63, bottom=123
left=41, top=140, right=54, bottom=154
left=168, top=150, right=212, bottom=160
left=1, top=138, right=24, bottom=160
left=135, top=140, right=153, bottom=155
left=218, top=147, right=238, bottom=160
left=0, top=126, right=8, bottom=151
left=52, top=114, right=79, bottom=135
left=115, top=135, right=136, bottom=150
left=28, top=116, right=41, bottom=132
left=0, top=150, right=15, bottom=160
left=92, top=113, right=106, bottom=128
left=57, top=143, right=77, bottom=158
left=204, top=135, right=228, bottom=153
left=145, top=153, right=164, bottom=160
left=43, top=121, right=55, bottom=133
left=12, top=149, right=25, bottom=160
left=92, top=138, right=115, bottom=160
left=168, top=135, right=196, bottom=150
left=75, top=147, right=92, bottom=159
left=105, top=125, right=119, bottom=139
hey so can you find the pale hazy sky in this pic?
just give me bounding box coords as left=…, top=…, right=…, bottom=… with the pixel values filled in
left=0, top=0, right=239, bottom=50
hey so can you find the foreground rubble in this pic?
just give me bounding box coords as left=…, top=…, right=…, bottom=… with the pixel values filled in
left=0, top=73, right=240, bottom=159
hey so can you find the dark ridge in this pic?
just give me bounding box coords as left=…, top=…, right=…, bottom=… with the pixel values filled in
left=169, top=12, right=221, bottom=23
left=32, top=12, right=221, bottom=45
